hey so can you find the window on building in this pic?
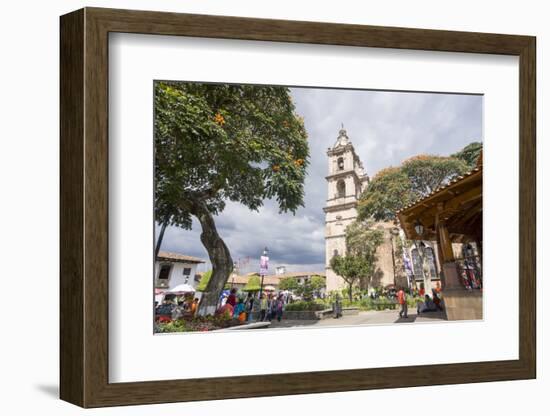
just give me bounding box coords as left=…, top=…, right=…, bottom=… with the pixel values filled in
left=183, top=267, right=191, bottom=276
left=336, top=180, right=346, bottom=198
left=458, top=243, right=482, bottom=289
left=158, top=264, right=172, bottom=280
left=411, top=248, right=423, bottom=280
left=425, top=247, right=438, bottom=278
left=337, top=157, right=344, bottom=171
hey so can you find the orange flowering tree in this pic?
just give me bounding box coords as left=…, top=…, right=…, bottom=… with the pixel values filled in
left=154, top=81, right=309, bottom=314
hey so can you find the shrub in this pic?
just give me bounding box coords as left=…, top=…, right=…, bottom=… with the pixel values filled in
left=359, top=297, right=375, bottom=310
left=407, top=296, right=424, bottom=308
left=372, top=297, right=398, bottom=310
left=285, top=300, right=327, bottom=311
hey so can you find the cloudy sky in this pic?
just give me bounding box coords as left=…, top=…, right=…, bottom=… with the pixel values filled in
left=158, top=87, right=483, bottom=275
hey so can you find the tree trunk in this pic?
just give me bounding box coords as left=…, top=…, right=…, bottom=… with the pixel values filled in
left=348, top=282, right=353, bottom=303
left=154, top=221, right=168, bottom=260
left=190, top=200, right=233, bottom=316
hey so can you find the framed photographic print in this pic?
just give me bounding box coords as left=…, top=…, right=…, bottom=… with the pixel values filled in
left=60, top=7, right=536, bottom=408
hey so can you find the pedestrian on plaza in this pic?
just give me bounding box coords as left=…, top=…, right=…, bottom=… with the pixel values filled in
left=266, top=294, right=275, bottom=321
left=220, top=294, right=228, bottom=307
left=275, top=294, right=285, bottom=322
left=417, top=294, right=438, bottom=314
left=226, top=288, right=237, bottom=307
left=190, top=298, right=199, bottom=316
left=259, top=294, right=268, bottom=321
left=432, top=289, right=443, bottom=311
left=245, top=293, right=254, bottom=321
left=216, top=302, right=234, bottom=319
left=233, top=298, right=246, bottom=321
left=419, top=285, right=425, bottom=297
left=333, top=294, right=342, bottom=319
left=397, top=286, right=408, bottom=319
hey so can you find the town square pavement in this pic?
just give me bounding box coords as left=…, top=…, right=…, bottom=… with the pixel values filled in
left=265, top=309, right=447, bottom=329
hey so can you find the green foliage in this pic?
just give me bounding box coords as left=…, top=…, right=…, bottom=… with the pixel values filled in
left=309, top=276, right=325, bottom=291
left=285, top=300, right=327, bottom=311
left=335, top=296, right=402, bottom=311
left=451, top=141, right=482, bottom=169
left=371, top=297, right=398, bottom=310
left=279, top=276, right=326, bottom=300
left=196, top=270, right=212, bottom=292
left=278, top=277, right=299, bottom=291
left=343, top=220, right=384, bottom=290
left=359, top=297, right=375, bottom=310
left=357, top=167, right=414, bottom=222
left=401, top=155, right=469, bottom=196
left=155, top=314, right=234, bottom=333
left=154, top=81, right=310, bottom=221
left=340, top=285, right=363, bottom=302
left=345, top=220, right=384, bottom=259
left=358, top=151, right=472, bottom=221
left=330, top=255, right=372, bottom=301
left=155, top=82, right=310, bottom=308
left=243, top=275, right=261, bottom=292
left=407, top=296, right=424, bottom=308
left=155, top=319, right=191, bottom=333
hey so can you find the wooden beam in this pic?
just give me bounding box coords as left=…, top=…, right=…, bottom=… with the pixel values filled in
left=438, top=222, right=455, bottom=262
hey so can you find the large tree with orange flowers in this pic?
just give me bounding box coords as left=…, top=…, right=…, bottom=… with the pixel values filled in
left=154, top=82, right=309, bottom=314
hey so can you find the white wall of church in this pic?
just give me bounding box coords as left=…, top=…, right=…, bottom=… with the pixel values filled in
left=324, top=130, right=366, bottom=292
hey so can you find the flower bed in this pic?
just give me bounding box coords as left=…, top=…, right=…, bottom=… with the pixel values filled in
left=155, top=315, right=241, bottom=333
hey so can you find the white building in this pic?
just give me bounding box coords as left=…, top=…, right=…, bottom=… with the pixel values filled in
left=323, top=127, right=369, bottom=291
left=154, top=250, right=205, bottom=291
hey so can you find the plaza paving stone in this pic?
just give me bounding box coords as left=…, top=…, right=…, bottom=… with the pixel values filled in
left=263, top=309, right=447, bottom=329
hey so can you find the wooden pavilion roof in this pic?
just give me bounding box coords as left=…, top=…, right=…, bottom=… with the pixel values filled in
left=397, top=165, right=482, bottom=243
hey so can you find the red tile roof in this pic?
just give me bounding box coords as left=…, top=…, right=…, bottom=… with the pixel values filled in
left=156, top=251, right=205, bottom=264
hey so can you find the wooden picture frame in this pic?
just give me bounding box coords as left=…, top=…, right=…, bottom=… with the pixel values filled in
left=60, top=7, right=536, bottom=408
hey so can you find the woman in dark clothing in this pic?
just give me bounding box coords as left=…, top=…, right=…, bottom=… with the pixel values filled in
left=226, top=288, right=237, bottom=307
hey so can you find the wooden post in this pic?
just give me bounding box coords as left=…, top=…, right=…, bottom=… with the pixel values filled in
left=437, top=221, right=462, bottom=289
left=438, top=221, right=455, bottom=262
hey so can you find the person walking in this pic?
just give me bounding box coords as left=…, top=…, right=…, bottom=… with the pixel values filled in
left=275, top=293, right=285, bottom=322
left=267, top=294, right=275, bottom=321
left=397, top=287, right=408, bottom=319
left=245, top=293, right=254, bottom=322
left=333, top=294, right=342, bottom=319
left=259, top=294, right=268, bottom=321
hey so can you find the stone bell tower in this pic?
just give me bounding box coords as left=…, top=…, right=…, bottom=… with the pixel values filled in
left=324, top=126, right=370, bottom=291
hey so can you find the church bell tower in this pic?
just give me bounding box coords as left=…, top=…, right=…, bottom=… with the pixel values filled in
left=324, top=126, right=369, bottom=291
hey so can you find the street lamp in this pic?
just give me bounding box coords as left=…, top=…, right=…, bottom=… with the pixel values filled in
left=259, top=247, right=269, bottom=298
left=414, top=220, right=424, bottom=237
